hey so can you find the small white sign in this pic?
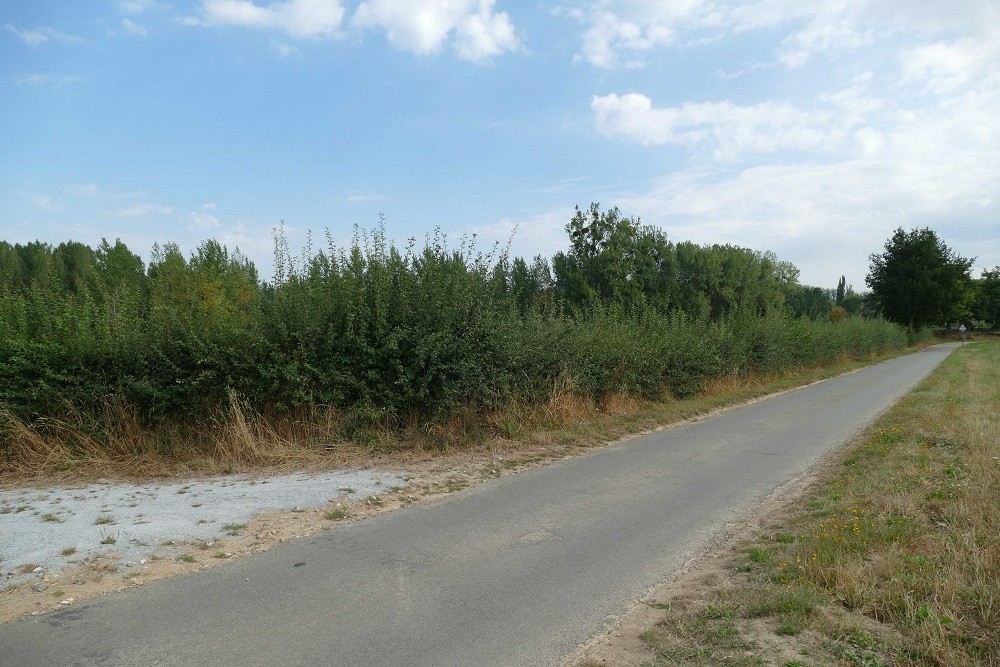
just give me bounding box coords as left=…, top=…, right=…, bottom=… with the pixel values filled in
left=959, top=325, right=967, bottom=333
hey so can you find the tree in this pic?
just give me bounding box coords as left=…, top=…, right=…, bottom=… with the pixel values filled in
left=785, top=285, right=833, bottom=319
left=865, top=228, right=973, bottom=329
left=553, top=203, right=677, bottom=314
left=836, top=275, right=846, bottom=306
left=975, top=266, right=1000, bottom=328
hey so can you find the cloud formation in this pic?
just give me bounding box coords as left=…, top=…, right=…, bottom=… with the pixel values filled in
left=199, top=0, right=345, bottom=38
left=122, top=18, right=149, bottom=37
left=352, top=0, right=519, bottom=62
left=591, top=93, right=861, bottom=160
left=14, top=74, right=85, bottom=87
left=120, top=0, right=168, bottom=14
left=190, top=203, right=221, bottom=231
left=569, top=0, right=999, bottom=70
left=108, top=203, right=173, bottom=217
left=5, top=24, right=83, bottom=46
left=30, top=194, right=62, bottom=212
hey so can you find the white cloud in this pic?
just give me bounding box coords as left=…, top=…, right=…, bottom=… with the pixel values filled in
left=109, top=203, right=173, bottom=217
left=574, top=8, right=677, bottom=67
left=14, top=74, right=84, bottom=87
left=854, top=127, right=886, bottom=156
left=344, top=192, right=389, bottom=202
left=603, top=85, right=1000, bottom=285
left=190, top=204, right=221, bottom=230
left=352, top=0, right=519, bottom=62
left=574, top=1, right=1000, bottom=284
left=70, top=184, right=101, bottom=197
left=120, top=0, right=169, bottom=14
left=5, top=24, right=49, bottom=46
left=900, top=31, right=1000, bottom=95
left=30, top=194, right=62, bottom=212
left=566, top=0, right=998, bottom=70
left=4, top=24, right=83, bottom=46
left=591, top=92, right=863, bottom=160
left=778, top=17, right=872, bottom=68
left=272, top=41, right=300, bottom=57
left=200, top=0, right=345, bottom=38
left=122, top=18, right=149, bottom=36
left=471, top=208, right=575, bottom=261
left=528, top=177, right=590, bottom=195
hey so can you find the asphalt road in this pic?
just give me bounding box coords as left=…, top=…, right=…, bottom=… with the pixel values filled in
left=0, top=345, right=956, bottom=667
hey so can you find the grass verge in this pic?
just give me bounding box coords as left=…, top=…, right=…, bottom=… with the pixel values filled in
left=633, top=341, right=998, bottom=666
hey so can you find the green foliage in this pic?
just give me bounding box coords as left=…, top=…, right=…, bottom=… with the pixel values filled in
left=785, top=285, right=833, bottom=319
left=550, top=204, right=790, bottom=320
left=866, top=227, right=974, bottom=329
left=0, top=208, right=913, bottom=450
left=973, top=266, right=1000, bottom=328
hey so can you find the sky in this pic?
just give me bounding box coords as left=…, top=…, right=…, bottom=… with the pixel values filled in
left=2, top=0, right=998, bottom=290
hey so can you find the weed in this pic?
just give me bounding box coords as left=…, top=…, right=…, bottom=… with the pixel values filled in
left=324, top=509, right=348, bottom=521
left=40, top=513, right=63, bottom=523
left=94, top=515, right=115, bottom=525
left=100, top=534, right=117, bottom=545
left=222, top=523, right=246, bottom=536
left=178, top=554, right=196, bottom=563
left=444, top=478, right=468, bottom=493
left=60, top=547, right=76, bottom=556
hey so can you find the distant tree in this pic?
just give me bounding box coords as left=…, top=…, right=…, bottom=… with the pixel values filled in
left=785, top=285, right=833, bottom=319
left=52, top=241, right=97, bottom=296
left=836, top=275, right=846, bottom=306
left=829, top=305, right=847, bottom=322
left=840, top=292, right=862, bottom=315
left=865, top=228, right=974, bottom=329
left=553, top=203, right=679, bottom=315
left=975, top=266, right=1000, bottom=328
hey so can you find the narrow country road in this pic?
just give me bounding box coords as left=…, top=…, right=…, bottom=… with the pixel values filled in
left=0, top=345, right=956, bottom=667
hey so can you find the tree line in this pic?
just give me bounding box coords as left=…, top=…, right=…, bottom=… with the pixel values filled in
left=0, top=204, right=914, bottom=445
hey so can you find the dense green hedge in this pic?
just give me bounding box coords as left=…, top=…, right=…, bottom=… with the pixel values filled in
left=0, top=219, right=909, bottom=439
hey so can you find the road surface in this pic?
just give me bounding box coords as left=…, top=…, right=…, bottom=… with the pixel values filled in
left=0, top=344, right=956, bottom=666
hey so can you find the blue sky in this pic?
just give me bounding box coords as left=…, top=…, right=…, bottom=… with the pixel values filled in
left=3, top=0, right=998, bottom=290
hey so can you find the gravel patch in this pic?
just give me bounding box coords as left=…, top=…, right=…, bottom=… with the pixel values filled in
left=1, top=469, right=403, bottom=588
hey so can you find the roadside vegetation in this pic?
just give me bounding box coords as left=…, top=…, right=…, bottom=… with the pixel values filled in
left=0, top=205, right=923, bottom=478
left=634, top=341, right=998, bottom=666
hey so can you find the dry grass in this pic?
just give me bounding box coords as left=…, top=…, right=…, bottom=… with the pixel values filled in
left=0, top=348, right=919, bottom=487
left=638, top=341, right=999, bottom=667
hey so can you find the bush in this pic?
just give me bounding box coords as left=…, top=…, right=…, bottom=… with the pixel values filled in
left=0, top=231, right=911, bottom=452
